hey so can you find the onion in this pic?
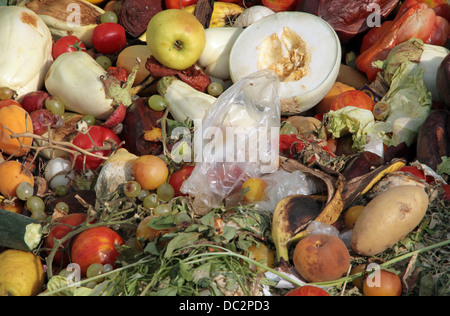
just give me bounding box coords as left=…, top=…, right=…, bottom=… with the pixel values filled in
left=229, top=12, right=341, bottom=114
left=197, top=27, right=243, bottom=80
left=232, top=5, right=275, bottom=28
left=44, top=157, right=72, bottom=183
left=44, top=157, right=74, bottom=190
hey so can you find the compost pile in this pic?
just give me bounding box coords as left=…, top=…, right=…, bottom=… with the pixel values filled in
left=0, top=0, right=449, bottom=297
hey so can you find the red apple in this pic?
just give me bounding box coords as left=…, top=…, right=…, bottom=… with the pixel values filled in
left=21, top=91, right=49, bottom=113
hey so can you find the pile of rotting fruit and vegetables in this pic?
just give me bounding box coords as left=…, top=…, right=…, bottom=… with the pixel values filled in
left=0, top=0, right=449, bottom=297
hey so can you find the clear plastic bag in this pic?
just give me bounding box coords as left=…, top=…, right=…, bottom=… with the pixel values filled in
left=255, top=170, right=324, bottom=213
left=181, top=69, right=281, bottom=209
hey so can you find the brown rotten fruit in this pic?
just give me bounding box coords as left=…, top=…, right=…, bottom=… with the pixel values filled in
left=293, top=233, right=350, bottom=282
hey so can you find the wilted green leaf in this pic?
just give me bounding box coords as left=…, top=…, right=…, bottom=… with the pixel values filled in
left=179, top=261, right=193, bottom=282
left=222, top=225, right=236, bottom=242
left=148, top=214, right=176, bottom=230
left=419, top=273, right=435, bottom=296
left=164, top=232, right=200, bottom=258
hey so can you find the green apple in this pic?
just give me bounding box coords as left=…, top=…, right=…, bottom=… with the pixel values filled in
left=146, top=9, right=206, bottom=71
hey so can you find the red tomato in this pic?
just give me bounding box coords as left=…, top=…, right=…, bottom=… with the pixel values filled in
left=0, top=99, right=22, bottom=109
left=70, top=226, right=124, bottom=277
left=70, top=125, right=121, bottom=171
left=92, top=23, right=127, bottom=55
left=52, top=36, right=86, bottom=59
left=285, top=285, right=330, bottom=296
left=165, top=0, right=197, bottom=9
left=45, top=213, right=88, bottom=266
left=169, top=165, right=195, bottom=196
left=262, top=0, right=300, bottom=12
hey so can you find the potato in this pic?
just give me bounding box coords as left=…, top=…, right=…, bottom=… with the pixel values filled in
left=351, top=185, right=429, bottom=256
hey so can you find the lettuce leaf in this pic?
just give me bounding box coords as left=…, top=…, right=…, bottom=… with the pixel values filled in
left=373, top=61, right=432, bottom=147
left=436, top=156, right=450, bottom=177
left=325, top=106, right=382, bottom=151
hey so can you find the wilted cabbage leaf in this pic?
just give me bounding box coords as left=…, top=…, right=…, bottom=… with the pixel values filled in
left=373, top=61, right=432, bottom=147
left=325, top=106, right=381, bottom=151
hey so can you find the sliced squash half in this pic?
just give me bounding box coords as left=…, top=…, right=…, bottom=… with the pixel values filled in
left=229, top=12, right=341, bottom=114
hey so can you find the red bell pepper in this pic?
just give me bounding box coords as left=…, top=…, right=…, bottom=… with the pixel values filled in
left=356, top=0, right=450, bottom=82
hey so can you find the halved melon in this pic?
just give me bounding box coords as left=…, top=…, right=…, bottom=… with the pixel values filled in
left=229, top=12, right=341, bottom=114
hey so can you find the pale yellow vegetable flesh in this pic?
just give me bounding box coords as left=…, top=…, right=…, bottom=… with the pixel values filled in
left=116, top=45, right=152, bottom=86
left=0, top=6, right=53, bottom=100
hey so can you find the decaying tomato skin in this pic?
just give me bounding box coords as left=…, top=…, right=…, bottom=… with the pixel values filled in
left=70, top=125, right=121, bottom=171
left=120, top=97, right=164, bottom=156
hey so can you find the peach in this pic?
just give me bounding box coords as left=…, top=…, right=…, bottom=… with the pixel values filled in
left=329, top=90, right=375, bottom=112
left=293, top=233, right=350, bottom=282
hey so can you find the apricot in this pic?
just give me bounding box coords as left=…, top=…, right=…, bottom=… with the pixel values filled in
left=293, top=233, right=350, bottom=282
left=131, top=155, right=168, bottom=191
left=329, top=90, right=375, bottom=112
left=315, top=82, right=355, bottom=114
left=0, top=160, right=35, bottom=198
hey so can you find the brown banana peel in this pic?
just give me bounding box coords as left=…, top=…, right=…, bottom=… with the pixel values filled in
left=272, top=158, right=406, bottom=263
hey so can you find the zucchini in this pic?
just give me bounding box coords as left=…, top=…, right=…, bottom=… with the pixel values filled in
left=0, top=208, right=43, bottom=252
